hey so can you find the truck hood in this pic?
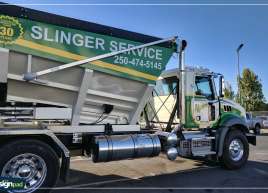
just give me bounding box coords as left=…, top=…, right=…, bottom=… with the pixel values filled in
left=222, top=98, right=246, bottom=118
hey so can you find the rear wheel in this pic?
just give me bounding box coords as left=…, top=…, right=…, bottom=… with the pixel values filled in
left=0, top=139, right=60, bottom=193
left=220, top=130, right=249, bottom=170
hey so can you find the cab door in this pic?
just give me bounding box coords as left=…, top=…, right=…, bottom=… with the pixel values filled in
left=192, top=76, right=219, bottom=128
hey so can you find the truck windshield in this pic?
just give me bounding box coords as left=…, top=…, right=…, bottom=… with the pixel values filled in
left=154, top=76, right=177, bottom=96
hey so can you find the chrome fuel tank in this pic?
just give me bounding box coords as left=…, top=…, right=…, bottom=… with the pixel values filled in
left=92, top=134, right=161, bottom=162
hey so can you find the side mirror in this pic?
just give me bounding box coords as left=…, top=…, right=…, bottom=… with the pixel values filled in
left=195, top=89, right=202, bottom=96
left=219, top=75, right=224, bottom=98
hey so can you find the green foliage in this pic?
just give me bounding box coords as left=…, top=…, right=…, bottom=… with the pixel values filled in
left=224, top=84, right=235, bottom=100
left=258, top=102, right=268, bottom=111
left=239, top=68, right=264, bottom=111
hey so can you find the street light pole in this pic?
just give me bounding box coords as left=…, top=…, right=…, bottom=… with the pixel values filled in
left=236, top=43, right=244, bottom=103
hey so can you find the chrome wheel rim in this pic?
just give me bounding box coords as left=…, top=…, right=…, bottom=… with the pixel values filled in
left=229, top=139, right=244, bottom=161
left=1, top=153, right=47, bottom=193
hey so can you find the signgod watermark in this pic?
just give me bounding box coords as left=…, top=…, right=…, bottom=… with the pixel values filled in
left=0, top=177, right=25, bottom=191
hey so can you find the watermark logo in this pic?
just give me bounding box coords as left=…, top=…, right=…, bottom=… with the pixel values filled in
left=0, top=15, right=23, bottom=44
left=0, top=177, right=25, bottom=191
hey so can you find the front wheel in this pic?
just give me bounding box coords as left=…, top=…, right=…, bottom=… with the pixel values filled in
left=0, top=139, right=60, bottom=193
left=220, top=130, right=249, bottom=170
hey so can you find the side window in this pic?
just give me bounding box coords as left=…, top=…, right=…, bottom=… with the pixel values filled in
left=154, top=76, right=177, bottom=96
left=195, top=76, right=214, bottom=100
left=246, top=113, right=250, bottom=120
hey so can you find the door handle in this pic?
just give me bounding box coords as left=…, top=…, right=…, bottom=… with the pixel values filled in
left=196, top=116, right=201, bottom=121
left=210, top=105, right=216, bottom=121
left=208, top=101, right=218, bottom=105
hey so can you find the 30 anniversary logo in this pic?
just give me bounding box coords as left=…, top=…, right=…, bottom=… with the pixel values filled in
left=0, top=15, right=23, bottom=44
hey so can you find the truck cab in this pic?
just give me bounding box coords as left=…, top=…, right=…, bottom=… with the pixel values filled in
left=146, top=65, right=256, bottom=169
left=151, top=67, right=247, bottom=131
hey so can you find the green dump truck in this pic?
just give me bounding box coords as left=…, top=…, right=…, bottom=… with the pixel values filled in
left=0, top=3, right=256, bottom=193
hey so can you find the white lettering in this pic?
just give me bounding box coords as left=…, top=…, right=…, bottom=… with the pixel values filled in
left=44, top=28, right=54, bottom=42
left=147, top=48, right=155, bottom=59
left=95, top=38, right=105, bottom=50
left=29, top=26, right=164, bottom=61
left=110, top=41, right=118, bottom=52
left=137, top=47, right=144, bottom=57
left=119, top=42, right=127, bottom=51
left=60, top=31, right=71, bottom=45
left=72, top=34, right=84, bottom=46
left=127, top=44, right=136, bottom=55
left=156, top=49, right=162, bottom=60
left=85, top=36, right=94, bottom=48
left=30, top=26, right=42, bottom=39
left=54, top=30, right=59, bottom=43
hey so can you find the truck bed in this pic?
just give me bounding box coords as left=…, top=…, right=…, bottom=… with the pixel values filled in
left=0, top=3, right=175, bottom=125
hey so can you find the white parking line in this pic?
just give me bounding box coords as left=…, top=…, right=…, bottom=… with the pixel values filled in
left=255, top=152, right=268, bottom=155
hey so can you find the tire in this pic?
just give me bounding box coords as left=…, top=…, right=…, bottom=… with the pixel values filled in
left=220, top=130, right=249, bottom=170
left=0, top=139, right=60, bottom=193
left=254, top=124, right=261, bottom=135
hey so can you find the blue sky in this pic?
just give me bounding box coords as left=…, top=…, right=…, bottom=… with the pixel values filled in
left=3, top=0, right=268, bottom=99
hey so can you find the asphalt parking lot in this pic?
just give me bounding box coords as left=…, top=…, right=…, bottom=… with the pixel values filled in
left=53, top=133, right=268, bottom=193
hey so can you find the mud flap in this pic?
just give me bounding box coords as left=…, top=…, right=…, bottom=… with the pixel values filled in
left=246, top=133, right=256, bottom=146
left=0, top=82, right=7, bottom=106
left=60, top=154, right=70, bottom=183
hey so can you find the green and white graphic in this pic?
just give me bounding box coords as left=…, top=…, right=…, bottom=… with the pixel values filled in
left=151, top=68, right=245, bottom=129
left=0, top=15, right=175, bottom=83
left=0, top=15, right=23, bottom=44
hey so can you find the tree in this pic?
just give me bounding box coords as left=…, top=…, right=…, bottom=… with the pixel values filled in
left=258, top=102, right=268, bottom=111
left=224, top=81, right=235, bottom=100
left=239, top=68, right=264, bottom=111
